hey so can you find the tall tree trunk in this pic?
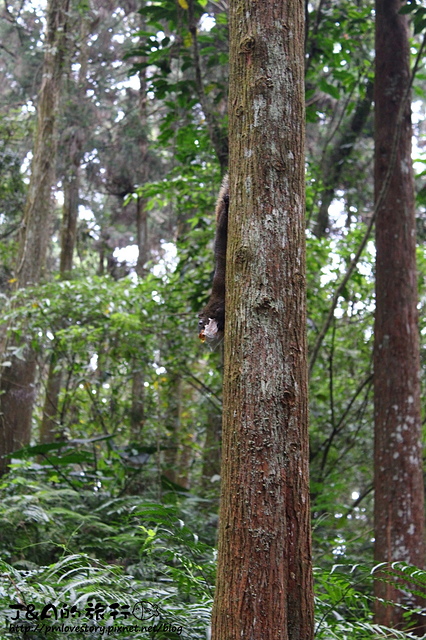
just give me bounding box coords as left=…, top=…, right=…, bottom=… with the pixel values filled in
left=373, top=0, right=425, bottom=633
left=0, top=0, right=70, bottom=473
left=211, top=1, right=313, bottom=639
left=40, top=11, right=89, bottom=444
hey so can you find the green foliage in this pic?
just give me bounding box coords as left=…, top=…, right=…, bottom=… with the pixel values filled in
left=0, top=111, right=32, bottom=282
left=307, top=227, right=375, bottom=561
left=1, top=463, right=425, bottom=640
left=399, top=0, right=426, bottom=35
left=0, top=465, right=214, bottom=639
left=128, top=0, right=228, bottom=160
left=0, top=119, right=26, bottom=221
left=306, top=1, right=374, bottom=114
left=315, top=563, right=426, bottom=639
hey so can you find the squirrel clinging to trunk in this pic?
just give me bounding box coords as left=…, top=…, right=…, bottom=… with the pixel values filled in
left=198, top=175, right=229, bottom=345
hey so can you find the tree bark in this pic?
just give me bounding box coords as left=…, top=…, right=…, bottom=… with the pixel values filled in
left=373, top=0, right=425, bottom=633
left=0, top=0, right=70, bottom=474
left=211, top=1, right=313, bottom=638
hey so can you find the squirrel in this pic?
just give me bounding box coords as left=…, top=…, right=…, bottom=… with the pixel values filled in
left=198, top=174, right=229, bottom=345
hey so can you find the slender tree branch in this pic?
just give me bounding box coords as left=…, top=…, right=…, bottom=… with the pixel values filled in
left=183, top=366, right=222, bottom=410
left=335, top=372, right=373, bottom=432
left=0, top=42, right=16, bottom=57
left=0, top=223, right=20, bottom=240
left=313, top=372, right=373, bottom=472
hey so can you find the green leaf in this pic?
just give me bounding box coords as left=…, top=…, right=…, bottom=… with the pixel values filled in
left=318, top=79, right=340, bottom=100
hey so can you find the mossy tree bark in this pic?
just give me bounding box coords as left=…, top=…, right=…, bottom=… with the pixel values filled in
left=211, top=1, right=313, bottom=638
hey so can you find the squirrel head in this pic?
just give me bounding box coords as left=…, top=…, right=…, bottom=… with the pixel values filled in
left=198, top=314, right=223, bottom=346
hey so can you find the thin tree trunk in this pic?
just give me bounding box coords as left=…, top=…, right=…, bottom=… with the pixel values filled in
left=135, top=61, right=149, bottom=277
left=40, top=11, right=89, bottom=444
left=130, top=366, right=145, bottom=440
left=60, top=140, right=81, bottom=276
left=211, top=1, right=313, bottom=638
left=176, top=438, right=192, bottom=489
left=130, top=30, right=150, bottom=441
left=373, top=0, right=425, bottom=633
left=135, top=195, right=148, bottom=277
left=40, top=131, right=83, bottom=444
left=0, top=0, right=70, bottom=474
